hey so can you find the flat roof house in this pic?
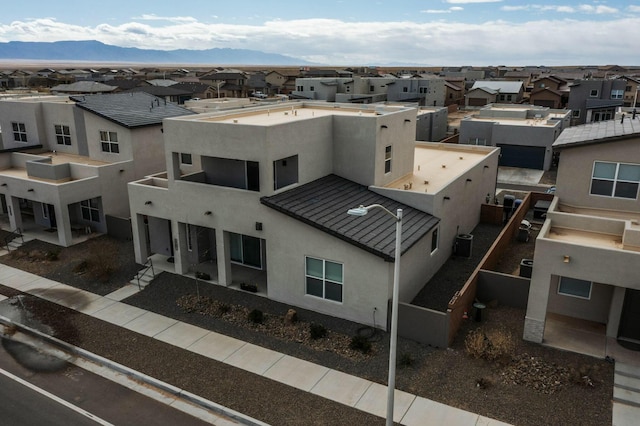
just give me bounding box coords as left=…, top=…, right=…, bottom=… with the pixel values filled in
left=128, top=102, right=499, bottom=328
left=0, top=93, right=193, bottom=246
left=524, top=117, right=640, bottom=355
left=458, top=104, right=571, bottom=170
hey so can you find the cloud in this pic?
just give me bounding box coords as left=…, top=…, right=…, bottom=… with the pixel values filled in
left=132, top=14, right=198, bottom=23
left=445, top=0, right=501, bottom=3
left=629, top=5, right=640, bottom=12
left=421, top=7, right=463, bottom=14
left=1, top=16, right=639, bottom=66
left=501, top=4, right=619, bottom=14
left=578, top=5, right=618, bottom=14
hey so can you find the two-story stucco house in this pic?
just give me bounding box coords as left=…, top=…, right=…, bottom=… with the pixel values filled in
left=0, top=93, right=193, bottom=246
left=128, top=102, right=499, bottom=329
left=524, top=117, right=640, bottom=353
left=458, top=104, right=571, bottom=170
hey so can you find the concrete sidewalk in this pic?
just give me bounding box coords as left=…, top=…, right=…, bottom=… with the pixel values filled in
left=0, top=264, right=511, bottom=426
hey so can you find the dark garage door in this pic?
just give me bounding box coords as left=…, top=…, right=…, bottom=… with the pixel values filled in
left=498, top=144, right=545, bottom=169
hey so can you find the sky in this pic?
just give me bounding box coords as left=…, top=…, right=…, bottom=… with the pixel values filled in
left=1, top=0, right=639, bottom=66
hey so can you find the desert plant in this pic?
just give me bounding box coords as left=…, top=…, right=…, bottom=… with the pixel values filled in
left=309, top=323, right=327, bottom=340
left=349, top=335, right=372, bottom=354
left=248, top=309, right=264, bottom=324
left=465, top=328, right=515, bottom=363
left=218, top=303, right=231, bottom=314
left=45, top=249, right=60, bottom=261
left=398, top=352, right=415, bottom=368
left=72, top=259, right=89, bottom=274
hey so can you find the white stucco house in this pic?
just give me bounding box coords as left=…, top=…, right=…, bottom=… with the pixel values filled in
left=0, top=93, right=193, bottom=246
left=524, top=117, right=640, bottom=351
left=128, top=102, right=499, bottom=328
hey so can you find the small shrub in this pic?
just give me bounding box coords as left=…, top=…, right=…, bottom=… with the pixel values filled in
left=309, top=323, right=327, bottom=340
left=248, top=309, right=264, bottom=324
left=218, top=303, right=231, bottom=314
left=398, top=352, right=415, bottom=368
left=349, top=335, right=372, bottom=354
left=73, top=259, right=89, bottom=274
left=195, top=271, right=211, bottom=280
left=45, top=249, right=60, bottom=261
left=476, top=376, right=495, bottom=389
left=465, top=328, right=515, bottom=363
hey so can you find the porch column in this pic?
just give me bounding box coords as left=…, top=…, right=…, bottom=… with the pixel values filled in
left=523, top=270, right=552, bottom=343
left=174, top=221, right=190, bottom=276
left=7, top=196, right=22, bottom=232
left=131, top=213, right=149, bottom=264
left=606, top=287, right=626, bottom=338
left=171, top=220, right=186, bottom=275
left=216, top=230, right=232, bottom=286
left=55, top=203, right=73, bottom=247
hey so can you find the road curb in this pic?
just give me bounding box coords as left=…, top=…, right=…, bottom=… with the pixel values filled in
left=0, top=313, right=270, bottom=426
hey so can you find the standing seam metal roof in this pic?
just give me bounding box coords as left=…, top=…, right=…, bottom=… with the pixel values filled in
left=553, top=116, right=640, bottom=149
left=260, top=174, right=440, bottom=261
left=70, top=92, right=195, bottom=128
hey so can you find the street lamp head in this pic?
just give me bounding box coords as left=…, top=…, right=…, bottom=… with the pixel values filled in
left=347, top=205, right=369, bottom=216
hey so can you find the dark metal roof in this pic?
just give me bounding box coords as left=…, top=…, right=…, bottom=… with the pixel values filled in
left=261, top=175, right=440, bottom=261
left=70, top=92, right=195, bottom=128
left=554, top=117, right=640, bottom=150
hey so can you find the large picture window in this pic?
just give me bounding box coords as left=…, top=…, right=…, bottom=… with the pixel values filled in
left=558, top=277, right=592, bottom=299
left=55, top=124, right=71, bottom=145
left=230, top=232, right=262, bottom=268
left=305, top=256, right=343, bottom=302
left=590, top=161, right=640, bottom=199
left=12, top=122, right=27, bottom=143
left=80, top=198, right=100, bottom=222
left=100, top=131, right=119, bottom=153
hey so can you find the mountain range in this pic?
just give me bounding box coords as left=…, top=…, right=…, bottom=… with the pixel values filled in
left=0, top=40, right=311, bottom=65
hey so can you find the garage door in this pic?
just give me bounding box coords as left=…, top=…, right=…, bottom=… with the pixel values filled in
left=533, top=99, right=555, bottom=108
left=498, top=144, right=545, bottom=169
left=468, top=97, right=487, bottom=107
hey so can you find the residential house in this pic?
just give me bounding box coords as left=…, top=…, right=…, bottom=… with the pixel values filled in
left=444, top=78, right=465, bottom=106
left=567, top=79, right=627, bottom=125
left=416, top=107, right=448, bottom=142
left=523, top=117, right=640, bottom=352
left=528, top=76, right=569, bottom=109
left=265, top=70, right=299, bottom=95
left=617, top=76, right=640, bottom=108
left=50, top=81, right=118, bottom=95
left=128, top=102, right=499, bottom=328
left=199, top=70, right=249, bottom=98
left=0, top=93, right=193, bottom=246
left=385, top=77, right=445, bottom=106
left=465, top=81, right=524, bottom=107
left=458, top=103, right=570, bottom=170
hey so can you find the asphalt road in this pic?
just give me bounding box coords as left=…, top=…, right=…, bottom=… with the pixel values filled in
left=0, top=340, right=219, bottom=426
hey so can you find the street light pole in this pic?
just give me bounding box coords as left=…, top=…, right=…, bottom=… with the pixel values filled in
left=347, top=204, right=402, bottom=426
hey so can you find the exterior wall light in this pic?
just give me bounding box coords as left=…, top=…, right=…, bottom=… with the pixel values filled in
left=144, top=201, right=152, bottom=205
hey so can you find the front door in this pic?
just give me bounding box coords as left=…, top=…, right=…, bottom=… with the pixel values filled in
left=618, top=289, right=640, bottom=345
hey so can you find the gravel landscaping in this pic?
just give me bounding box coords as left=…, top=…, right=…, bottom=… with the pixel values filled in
left=0, top=229, right=615, bottom=426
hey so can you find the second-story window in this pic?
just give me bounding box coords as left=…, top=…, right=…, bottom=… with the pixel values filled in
left=591, top=161, right=640, bottom=199
left=100, top=131, right=119, bottom=153
left=54, top=124, right=71, bottom=146
left=310, top=86, right=315, bottom=91
left=611, top=90, right=624, bottom=99
left=403, top=87, right=408, bottom=93
left=589, top=89, right=599, bottom=97
left=12, top=122, right=27, bottom=143
left=180, top=153, right=192, bottom=165
left=384, top=145, right=392, bottom=174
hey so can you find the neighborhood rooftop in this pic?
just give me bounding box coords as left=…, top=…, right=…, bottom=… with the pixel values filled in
left=260, top=174, right=440, bottom=261
left=70, top=92, right=195, bottom=128
left=553, top=115, right=640, bottom=148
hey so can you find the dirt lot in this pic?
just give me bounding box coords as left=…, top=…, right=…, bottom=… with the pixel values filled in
left=0, top=234, right=614, bottom=426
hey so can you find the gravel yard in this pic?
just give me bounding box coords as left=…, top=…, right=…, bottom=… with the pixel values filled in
left=0, top=230, right=615, bottom=426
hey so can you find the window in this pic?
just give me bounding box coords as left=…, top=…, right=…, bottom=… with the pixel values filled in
left=611, top=90, right=624, bottom=99
left=180, top=153, right=192, bottom=165
left=297, top=85, right=303, bottom=91
left=80, top=198, right=100, bottom=222
left=625, top=85, right=632, bottom=92
left=558, top=277, right=592, bottom=299
left=186, top=224, right=193, bottom=251
left=402, top=87, right=408, bottom=93
left=506, top=95, right=513, bottom=101
left=591, top=161, right=640, bottom=199
left=42, top=203, right=49, bottom=219
left=54, top=124, right=71, bottom=145
left=100, top=131, right=119, bottom=153
left=419, top=87, right=429, bottom=94
left=310, top=86, right=315, bottom=91
left=431, top=227, right=439, bottom=254
left=469, top=137, right=487, bottom=146
left=273, top=155, right=298, bottom=190
left=370, top=85, right=375, bottom=92
left=589, top=89, right=599, bottom=97
left=384, top=145, right=392, bottom=174
left=12, top=122, right=27, bottom=143
left=305, top=256, right=343, bottom=302
left=230, top=233, right=262, bottom=268
left=499, top=94, right=506, bottom=101
left=572, top=110, right=580, bottom=118
left=345, top=86, right=350, bottom=93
